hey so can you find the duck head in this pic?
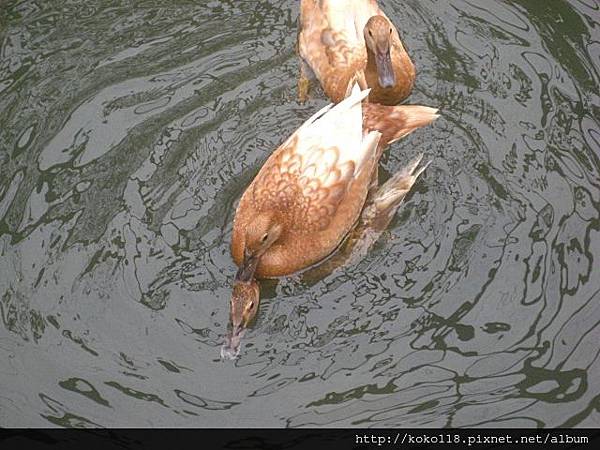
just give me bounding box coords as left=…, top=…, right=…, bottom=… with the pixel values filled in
left=364, top=15, right=396, bottom=89
left=221, top=279, right=260, bottom=360
left=235, top=211, right=283, bottom=282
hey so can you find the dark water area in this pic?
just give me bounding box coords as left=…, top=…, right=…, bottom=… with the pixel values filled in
left=1, top=0, right=599, bottom=427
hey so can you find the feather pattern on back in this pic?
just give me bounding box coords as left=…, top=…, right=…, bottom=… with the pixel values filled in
left=251, top=85, right=379, bottom=233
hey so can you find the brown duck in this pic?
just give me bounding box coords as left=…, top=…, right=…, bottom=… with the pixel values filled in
left=223, top=153, right=432, bottom=359
left=298, top=0, right=416, bottom=104
left=221, top=85, right=438, bottom=359
left=231, top=85, right=437, bottom=279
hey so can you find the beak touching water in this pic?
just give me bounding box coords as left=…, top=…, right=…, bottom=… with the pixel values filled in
left=221, top=279, right=260, bottom=360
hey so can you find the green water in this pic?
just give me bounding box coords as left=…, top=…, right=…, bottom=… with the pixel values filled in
left=0, top=0, right=599, bottom=427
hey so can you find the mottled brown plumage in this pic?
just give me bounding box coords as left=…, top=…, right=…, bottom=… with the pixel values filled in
left=231, top=86, right=438, bottom=279
left=298, top=0, right=415, bottom=105
left=251, top=143, right=355, bottom=233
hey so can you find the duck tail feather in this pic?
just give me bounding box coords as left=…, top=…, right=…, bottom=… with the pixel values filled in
left=363, top=103, right=439, bottom=148
left=371, top=155, right=432, bottom=212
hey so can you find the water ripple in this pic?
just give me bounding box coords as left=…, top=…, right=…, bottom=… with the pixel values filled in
left=0, top=0, right=599, bottom=428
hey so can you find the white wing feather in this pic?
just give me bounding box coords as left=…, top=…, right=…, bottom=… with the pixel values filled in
left=290, top=84, right=375, bottom=184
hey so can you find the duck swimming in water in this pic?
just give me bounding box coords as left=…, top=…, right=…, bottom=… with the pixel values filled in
left=221, top=84, right=437, bottom=359
left=231, top=85, right=436, bottom=280
left=298, top=0, right=416, bottom=104
left=221, top=154, right=430, bottom=359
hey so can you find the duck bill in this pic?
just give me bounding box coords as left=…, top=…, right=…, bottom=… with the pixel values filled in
left=376, top=50, right=395, bottom=89
left=235, top=253, right=259, bottom=282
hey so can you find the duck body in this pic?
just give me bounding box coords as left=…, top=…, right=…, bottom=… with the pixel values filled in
left=298, top=0, right=415, bottom=105
left=232, top=86, right=380, bottom=278
left=231, top=86, right=438, bottom=279
left=302, top=154, right=431, bottom=281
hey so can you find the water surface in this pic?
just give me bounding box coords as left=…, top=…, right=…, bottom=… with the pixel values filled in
left=1, top=0, right=599, bottom=427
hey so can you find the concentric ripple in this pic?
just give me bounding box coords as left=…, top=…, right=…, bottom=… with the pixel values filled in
left=0, top=0, right=599, bottom=427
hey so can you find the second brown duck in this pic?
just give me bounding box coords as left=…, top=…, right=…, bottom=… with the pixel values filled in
left=298, top=0, right=416, bottom=104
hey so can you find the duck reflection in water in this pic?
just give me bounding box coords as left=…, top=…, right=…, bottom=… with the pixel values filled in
left=221, top=278, right=260, bottom=360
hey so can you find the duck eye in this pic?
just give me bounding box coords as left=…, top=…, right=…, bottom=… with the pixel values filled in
left=261, top=233, right=268, bottom=242
left=248, top=301, right=255, bottom=310
left=389, top=28, right=392, bottom=34
left=368, top=30, right=373, bottom=37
